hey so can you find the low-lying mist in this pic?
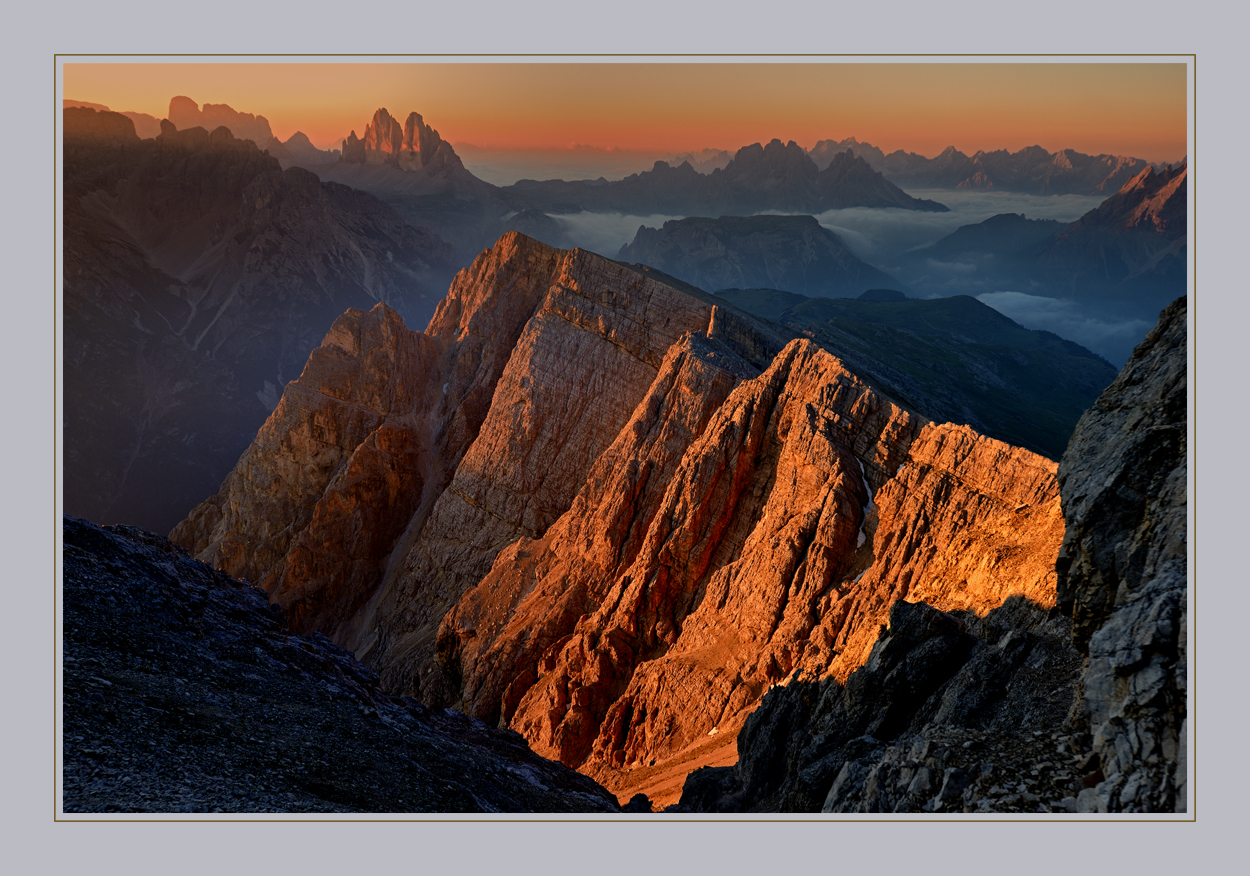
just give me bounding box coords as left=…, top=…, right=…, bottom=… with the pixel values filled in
left=810, top=189, right=1104, bottom=266
left=974, top=291, right=1152, bottom=366
left=504, top=190, right=1156, bottom=366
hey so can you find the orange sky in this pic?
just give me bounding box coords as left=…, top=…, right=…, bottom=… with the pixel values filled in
left=62, top=61, right=1189, bottom=163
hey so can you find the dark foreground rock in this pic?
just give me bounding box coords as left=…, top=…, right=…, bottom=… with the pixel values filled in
left=1056, top=295, right=1188, bottom=813
left=61, top=515, right=619, bottom=813
left=674, top=598, right=1090, bottom=813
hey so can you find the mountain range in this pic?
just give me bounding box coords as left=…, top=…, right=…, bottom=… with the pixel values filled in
left=809, top=138, right=1159, bottom=195
left=504, top=139, right=949, bottom=215
left=59, top=96, right=1187, bottom=815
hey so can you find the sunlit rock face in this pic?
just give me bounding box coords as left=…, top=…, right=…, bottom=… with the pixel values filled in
left=673, top=297, right=1186, bottom=815
left=341, top=107, right=465, bottom=174
left=175, top=231, right=1067, bottom=808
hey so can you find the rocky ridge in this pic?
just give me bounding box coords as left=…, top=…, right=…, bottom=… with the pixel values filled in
left=673, top=297, right=1187, bottom=813
left=176, top=232, right=1067, bottom=807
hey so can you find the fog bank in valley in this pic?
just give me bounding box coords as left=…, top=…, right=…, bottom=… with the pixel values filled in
left=507, top=189, right=1158, bottom=365
left=974, top=291, right=1152, bottom=366
left=811, top=189, right=1105, bottom=265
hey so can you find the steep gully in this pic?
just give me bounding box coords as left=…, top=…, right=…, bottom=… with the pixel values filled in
left=176, top=233, right=1095, bottom=807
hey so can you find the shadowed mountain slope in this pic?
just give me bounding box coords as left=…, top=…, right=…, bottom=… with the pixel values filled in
left=63, top=107, right=456, bottom=532
left=618, top=214, right=901, bottom=300
left=63, top=515, right=620, bottom=813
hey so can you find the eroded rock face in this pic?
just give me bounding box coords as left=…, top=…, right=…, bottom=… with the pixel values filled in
left=365, top=249, right=736, bottom=697
left=1056, top=296, right=1187, bottom=813
left=174, top=233, right=568, bottom=643
left=176, top=231, right=1067, bottom=808
left=432, top=334, right=1062, bottom=806
left=673, top=296, right=1186, bottom=814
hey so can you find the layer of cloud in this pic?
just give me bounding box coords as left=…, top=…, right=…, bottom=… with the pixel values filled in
left=975, top=291, right=1152, bottom=366
left=809, top=190, right=1104, bottom=265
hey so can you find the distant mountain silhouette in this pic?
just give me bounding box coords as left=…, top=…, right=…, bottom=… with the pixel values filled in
left=506, top=139, right=948, bottom=215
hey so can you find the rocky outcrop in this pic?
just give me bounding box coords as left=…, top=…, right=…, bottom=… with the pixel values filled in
left=62, top=515, right=620, bottom=813
left=63, top=109, right=457, bottom=532
left=618, top=214, right=902, bottom=300
left=341, top=108, right=464, bottom=175
left=1056, top=296, right=1187, bottom=813
left=317, top=109, right=508, bottom=260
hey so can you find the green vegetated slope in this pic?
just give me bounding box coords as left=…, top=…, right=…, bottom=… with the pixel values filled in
left=715, top=289, right=1117, bottom=459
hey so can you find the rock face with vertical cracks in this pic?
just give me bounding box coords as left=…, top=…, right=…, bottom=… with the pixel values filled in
left=675, top=296, right=1185, bottom=814
left=174, top=233, right=569, bottom=645
left=1055, top=296, right=1187, bottom=813
left=433, top=336, right=1061, bottom=804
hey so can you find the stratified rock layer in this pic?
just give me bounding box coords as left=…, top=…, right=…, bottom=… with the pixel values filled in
left=1056, top=295, right=1187, bottom=813
left=674, top=295, right=1186, bottom=814
left=175, top=234, right=570, bottom=645
left=176, top=232, right=1067, bottom=807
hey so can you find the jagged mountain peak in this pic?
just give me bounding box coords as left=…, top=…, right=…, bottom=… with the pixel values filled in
left=341, top=107, right=464, bottom=174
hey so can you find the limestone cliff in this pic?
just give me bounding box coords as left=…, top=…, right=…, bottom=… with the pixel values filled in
left=674, top=296, right=1186, bottom=814
left=342, top=107, right=464, bottom=174
left=435, top=340, right=1060, bottom=805
left=177, top=232, right=1072, bottom=808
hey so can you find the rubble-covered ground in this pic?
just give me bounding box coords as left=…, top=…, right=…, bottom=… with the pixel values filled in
left=61, top=515, right=619, bottom=814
